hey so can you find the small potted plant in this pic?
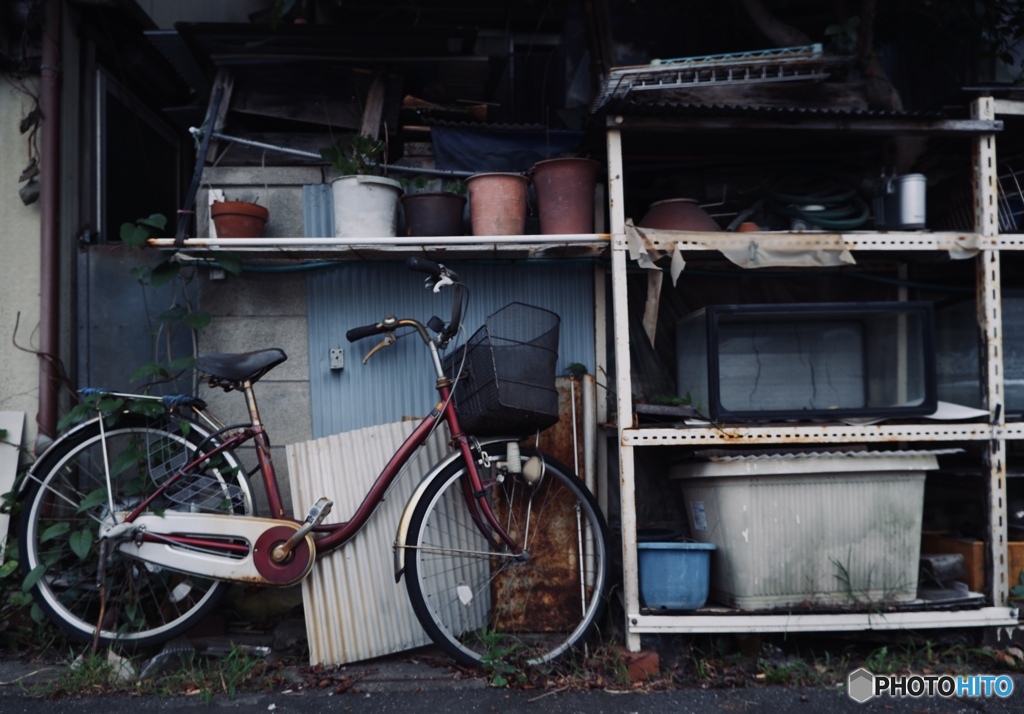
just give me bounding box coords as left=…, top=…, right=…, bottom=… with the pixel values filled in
left=399, top=175, right=467, bottom=237
left=210, top=196, right=270, bottom=238
left=320, top=133, right=402, bottom=238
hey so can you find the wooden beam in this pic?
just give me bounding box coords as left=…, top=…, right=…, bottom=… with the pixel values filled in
left=360, top=74, right=387, bottom=138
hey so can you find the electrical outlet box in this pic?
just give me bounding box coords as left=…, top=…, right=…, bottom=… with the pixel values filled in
left=329, top=348, right=344, bottom=370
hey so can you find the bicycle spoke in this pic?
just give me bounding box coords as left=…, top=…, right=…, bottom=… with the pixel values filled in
left=405, top=448, right=608, bottom=668
left=20, top=416, right=252, bottom=647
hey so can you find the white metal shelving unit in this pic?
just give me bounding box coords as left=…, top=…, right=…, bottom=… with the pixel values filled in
left=607, top=96, right=1021, bottom=651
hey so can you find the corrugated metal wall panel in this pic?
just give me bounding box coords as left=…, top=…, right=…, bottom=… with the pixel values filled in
left=306, top=261, right=595, bottom=438
left=302, top=184, right=334, bottom=238
left=286, top=420, right=450, bottom=665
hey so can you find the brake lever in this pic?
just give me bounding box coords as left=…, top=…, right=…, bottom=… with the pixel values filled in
left=432, top=274, right=454, bottom=293
left=362, top=332, right=396, bottom=364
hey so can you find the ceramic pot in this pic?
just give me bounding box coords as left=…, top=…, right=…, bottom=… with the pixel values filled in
left=638, top=198, right=721, bottom=232
left=401, top=192, right=466, bottom=237
left=330, top=175, right=402, bottom=237
left=531, top=157, right=601, bottom=234
left=465, top=172, right=529, bottom=236
left=210, top=201, right=269, bottom=238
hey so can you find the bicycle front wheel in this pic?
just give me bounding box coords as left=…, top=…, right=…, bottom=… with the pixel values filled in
left=404, top=446, right=609, bottom=668
left=19, top=414, right=253, bottom=648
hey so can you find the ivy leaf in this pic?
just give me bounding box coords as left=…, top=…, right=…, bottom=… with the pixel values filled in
left=58, top=402, right=97, bottom=432
left=40, top=522, right=71, bottom=543
left=76, top=488, right=109, bottom=514
left=139, top=214, right=167, bottom=231
left=110, top=447, right=144, bottom=478
left=150, top=260, right=182, bottom=288
left=21, top=564, right=46, bottom=592
left=120, top=223, right=150, bottom=249
left=97, top=396, right=125, bottom=415
left=167, top=357, right=197, bottom=374
left=0, top=560, right=18, bottom=579
left=69, top=529, right=94, bottom=560
left=215, top=252, right=243, bottom=276
left=182, top=311, right=212, bottom=331
left=157, top=305, right=187, bottom=324
left=131, top=361, right=171, bottom=382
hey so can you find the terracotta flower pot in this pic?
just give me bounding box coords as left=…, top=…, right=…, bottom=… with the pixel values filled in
left=211, top=201, right=269, bottom=238
left=465, top=172, right=529, bottom=236
left=638, top=198, right=721, bottom=232
left=531, top=157, right=601, bottom=234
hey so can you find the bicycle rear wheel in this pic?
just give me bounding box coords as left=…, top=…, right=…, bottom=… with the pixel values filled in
left=403, top=446, right=609, bottom=668
left=19, top=414, right=253, bottom=648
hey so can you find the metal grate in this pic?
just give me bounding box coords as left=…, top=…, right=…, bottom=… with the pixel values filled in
left=592, top=44, right=829, bottom=110
left=932, top=156, right=1024, bottom=233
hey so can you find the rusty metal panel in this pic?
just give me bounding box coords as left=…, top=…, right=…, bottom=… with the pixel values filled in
left=493, top=375, right=597, bottom=631
left=286, top=420, right=450, bottom=665
left=491, top=466, right=581, bottom=632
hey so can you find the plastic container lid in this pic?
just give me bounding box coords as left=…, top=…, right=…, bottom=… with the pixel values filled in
left=671, top=450, right=941, bottom=479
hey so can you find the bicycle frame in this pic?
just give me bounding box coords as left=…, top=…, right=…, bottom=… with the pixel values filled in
left=113, top=365, right=522, bottom=573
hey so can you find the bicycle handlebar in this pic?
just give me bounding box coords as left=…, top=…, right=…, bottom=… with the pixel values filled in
left=346, top=259, right=463, bottom=346
left=345, top=322, right=386, bottom=342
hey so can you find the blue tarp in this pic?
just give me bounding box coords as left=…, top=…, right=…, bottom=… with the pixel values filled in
left=430, top=127, right=585, bottom=173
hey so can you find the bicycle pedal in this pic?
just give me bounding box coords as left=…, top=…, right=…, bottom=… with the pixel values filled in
left=306, top=497, right=334, bottom=525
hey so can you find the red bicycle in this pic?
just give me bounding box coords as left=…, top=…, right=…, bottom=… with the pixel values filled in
left=18, top=258, right=610, bottom=668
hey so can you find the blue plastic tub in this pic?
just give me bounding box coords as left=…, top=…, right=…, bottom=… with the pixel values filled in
left=637, top=541, right=715, bottom=610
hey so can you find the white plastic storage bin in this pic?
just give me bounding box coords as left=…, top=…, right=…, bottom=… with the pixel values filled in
left=670, top=451, right=936, bottom=609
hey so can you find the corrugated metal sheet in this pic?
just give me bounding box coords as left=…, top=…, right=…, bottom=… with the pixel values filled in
left=306, top=261, right=595, bottom=438
left=302, top=184, right=334, bottom=238
left=286, top=420, right=450, bottom=665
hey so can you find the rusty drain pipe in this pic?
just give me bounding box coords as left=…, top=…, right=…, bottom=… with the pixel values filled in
left=36, top=0, right=62, bottom=446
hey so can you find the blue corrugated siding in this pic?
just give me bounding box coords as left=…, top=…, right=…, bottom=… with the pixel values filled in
left=306, top=262, right=595, bottom=437
left=302, top=184, right=334, bottom=237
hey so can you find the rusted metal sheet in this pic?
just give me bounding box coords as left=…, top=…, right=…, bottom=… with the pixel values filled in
left=491, top=470, right=580, bottom=631
left=491, top=376, right=596, bottom=631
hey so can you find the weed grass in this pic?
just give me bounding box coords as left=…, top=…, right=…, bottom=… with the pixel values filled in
left=29, top=646, right=274, bottom=701
left=671, top=632, right=1023, bottom=690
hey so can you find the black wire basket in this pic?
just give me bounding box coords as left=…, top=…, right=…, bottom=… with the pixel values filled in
left=444, top=302, right=560, bottom=436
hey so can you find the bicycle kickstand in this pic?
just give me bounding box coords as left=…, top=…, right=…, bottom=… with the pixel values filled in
left=272, top=497, right=334, bottom=563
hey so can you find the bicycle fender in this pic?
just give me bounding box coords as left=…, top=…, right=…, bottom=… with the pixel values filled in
left=392, top=436, right=513, bottom=581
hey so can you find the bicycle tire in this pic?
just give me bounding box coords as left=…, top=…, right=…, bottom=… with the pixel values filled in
left=18, top=413, right=254, bottom=648
left=403, top=445, right=609, bottom=668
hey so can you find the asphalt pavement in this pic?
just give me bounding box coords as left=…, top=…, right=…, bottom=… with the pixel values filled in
left=1, top=643, right=1022, bottom=714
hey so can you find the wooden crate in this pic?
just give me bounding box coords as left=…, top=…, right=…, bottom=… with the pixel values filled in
left=921, top=533, right=1024, bottom=595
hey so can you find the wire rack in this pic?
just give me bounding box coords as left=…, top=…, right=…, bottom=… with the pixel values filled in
left=165, top=474, right=246, bottom=512
left=933, top=157, right=1024, bottom=232
left=146, top=431, right=246, bottom=513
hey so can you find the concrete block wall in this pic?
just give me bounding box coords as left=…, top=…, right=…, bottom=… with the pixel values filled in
left=198, top=166, right=322, bottom=239
left=198, top=268, right=311, bottom=517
